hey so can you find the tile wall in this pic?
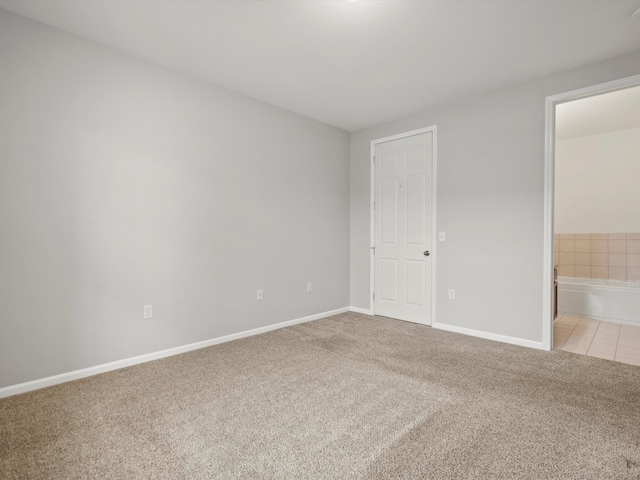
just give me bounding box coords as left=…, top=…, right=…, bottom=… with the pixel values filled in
left=554, top=233, right=640, bottom=281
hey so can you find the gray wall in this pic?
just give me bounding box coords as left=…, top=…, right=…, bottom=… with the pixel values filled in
left=350, top=51, right=640, bottom=343
left=0, top=10, right=349, bottom=388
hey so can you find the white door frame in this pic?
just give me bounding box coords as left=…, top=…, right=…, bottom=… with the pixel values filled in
left=542, top=73, right=640, bottom=351
left=370, top=126, right=438, bottom=322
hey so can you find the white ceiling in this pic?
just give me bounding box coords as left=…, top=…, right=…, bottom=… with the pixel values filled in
left=1, top=0, right=640, bottom=132
left=556, top=84, right=640, bottom=140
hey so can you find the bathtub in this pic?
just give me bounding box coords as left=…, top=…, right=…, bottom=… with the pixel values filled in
left=557, top=276, right=640, bottom=326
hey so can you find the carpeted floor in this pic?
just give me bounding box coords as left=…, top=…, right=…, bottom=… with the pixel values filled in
left=1, top=312, right=640, bottom=479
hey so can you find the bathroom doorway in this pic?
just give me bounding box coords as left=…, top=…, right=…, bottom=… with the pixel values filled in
left=544, top=75, right=640, bottom=365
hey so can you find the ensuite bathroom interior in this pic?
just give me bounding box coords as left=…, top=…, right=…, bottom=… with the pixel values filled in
left=553, top=84, right=640, bottom=366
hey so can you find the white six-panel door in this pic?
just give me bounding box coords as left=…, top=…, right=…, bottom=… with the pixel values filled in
left=374, top=131, right=433, bottom=325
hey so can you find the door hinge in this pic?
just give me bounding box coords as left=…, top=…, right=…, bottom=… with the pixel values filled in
left=373, top=201, right=375, bottom=211
left=373, top=292, right=375, bottom=301
left=373, top=156, right=376, bottom=164
left=371, top=246, right=375, bottom=255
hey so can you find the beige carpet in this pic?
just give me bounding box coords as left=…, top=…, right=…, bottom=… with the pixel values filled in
left=2, top=312, right=640, bottom=479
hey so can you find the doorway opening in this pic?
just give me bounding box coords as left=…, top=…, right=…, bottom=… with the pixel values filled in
left=543, top=74, right=640, bottom=361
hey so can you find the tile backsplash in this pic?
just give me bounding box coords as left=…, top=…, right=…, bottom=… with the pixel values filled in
left=554, top=233, right=640, bottom=281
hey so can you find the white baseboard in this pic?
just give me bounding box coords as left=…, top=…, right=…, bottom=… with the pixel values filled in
left=347, top=309, right=544, bottom=350
left=0, top=307, right=350, bottom=399
left=349, top=306, right=373, bottom=315
left=433, top=322, right=546, bottom=351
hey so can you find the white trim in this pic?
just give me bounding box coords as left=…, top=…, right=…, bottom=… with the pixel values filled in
left=0, top=307, right=349, bottom=399
left=369, top=143, right=376, bottom=314
left=435, top=322, right=545, bottom=351
left=431, top=127, right=438, bottom=327
left=542, top=95, right=555, bottom=352
left=542, top=73, right=640, bottom=352
left=349, top=306, right=374, bottom=315
left=371, top=126, right=437, bottom=145
left=369, top=126, right=438, bottom=325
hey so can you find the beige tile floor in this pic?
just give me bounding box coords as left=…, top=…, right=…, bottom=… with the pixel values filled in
left=554, top=315, right=640, bottom=366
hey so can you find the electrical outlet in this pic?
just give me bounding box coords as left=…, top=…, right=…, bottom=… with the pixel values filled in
left=448, top=289, right=455, bottom=300
left=439, top=232, right=446, bottom=242
left=307, top=282, right=313, bottom=293
left=257, top=289, right=263, bottom=301
left=143, top=304, right=153, bottom=319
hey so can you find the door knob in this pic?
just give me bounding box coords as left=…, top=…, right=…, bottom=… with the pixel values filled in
left=424, top=251, right=430, bottom=256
